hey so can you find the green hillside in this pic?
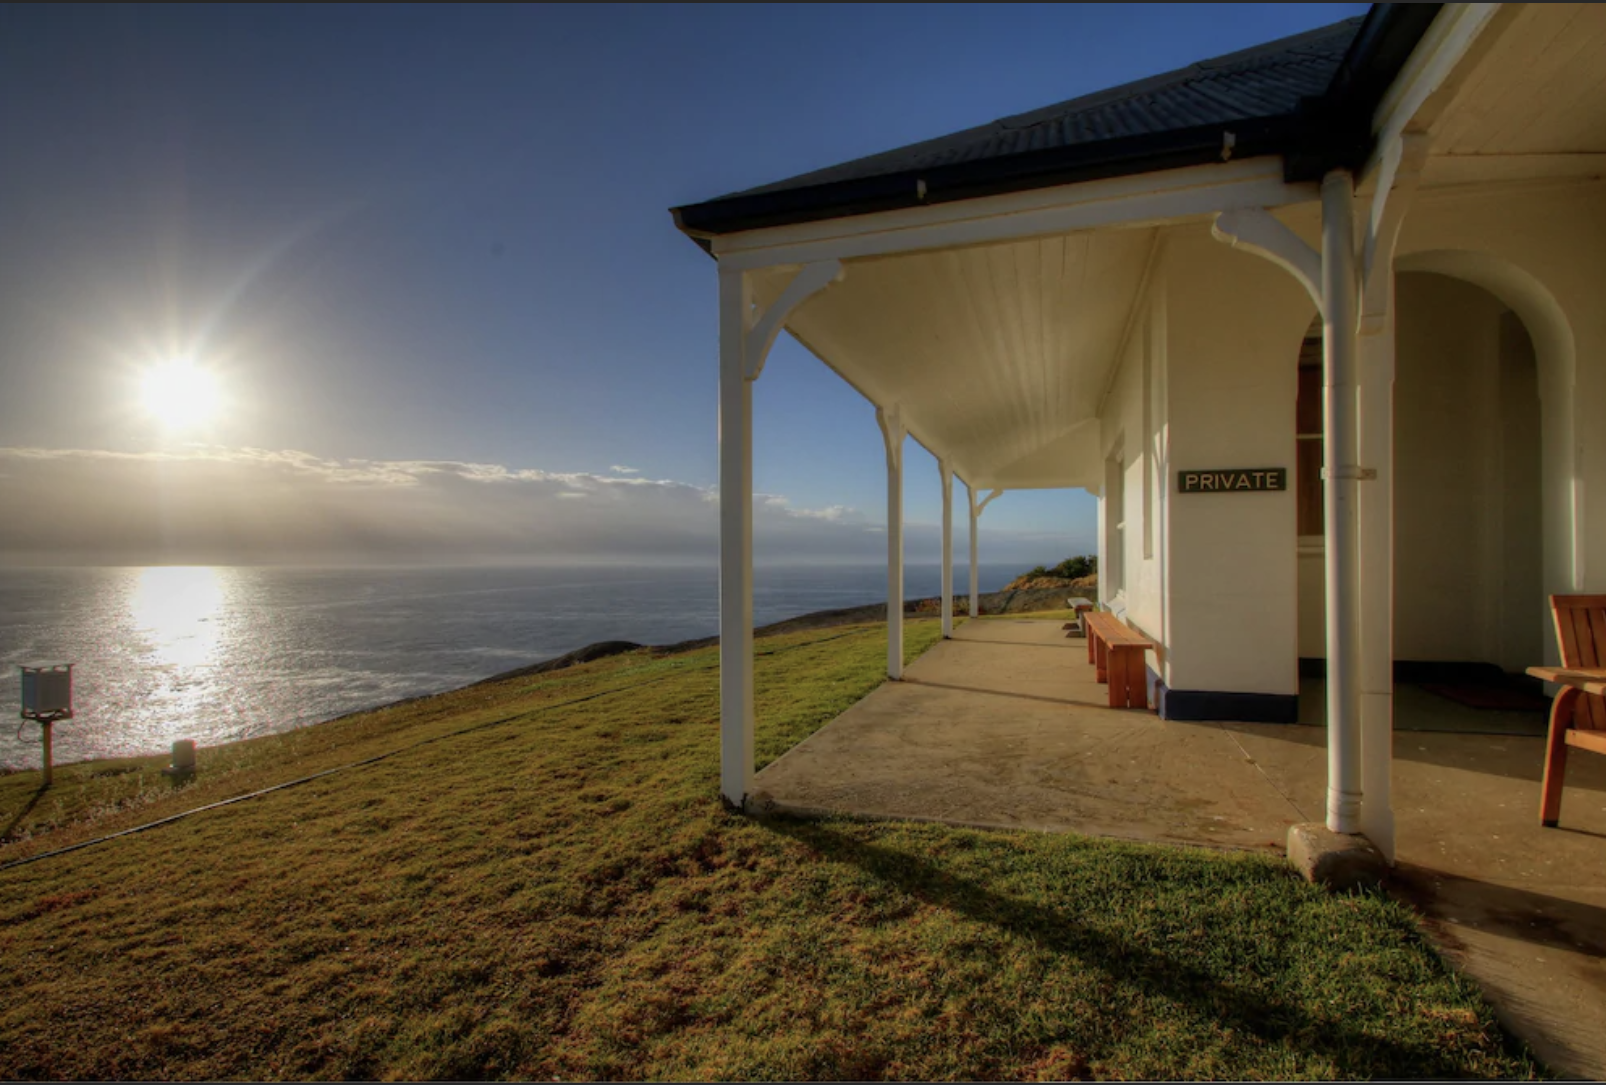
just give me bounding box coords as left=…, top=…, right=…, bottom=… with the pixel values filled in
left=0, top=619, right=1535, bottom=1080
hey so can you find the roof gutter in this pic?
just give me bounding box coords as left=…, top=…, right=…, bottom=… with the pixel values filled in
left=673, top=115, right=1298, bottom=247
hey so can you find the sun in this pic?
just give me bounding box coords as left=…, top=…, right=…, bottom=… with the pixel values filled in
left=139, top=359, right=222, bottom=429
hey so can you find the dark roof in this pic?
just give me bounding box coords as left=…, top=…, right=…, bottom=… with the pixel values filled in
left=673, top=4, right=1439, bottom=241
left=738, top=19, right=1362, bottom=197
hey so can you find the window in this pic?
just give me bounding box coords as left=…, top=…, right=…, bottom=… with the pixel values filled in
left=1141, top=321, right=1154, bottom=560
left=1106, top=448, right=1125, bottom=596
left=1296, top=335, right=1323, bottom=538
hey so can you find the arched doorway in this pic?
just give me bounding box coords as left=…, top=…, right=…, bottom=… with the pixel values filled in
left=1295, top=270, right=1548, bottom=703
left=1392, top=271, right=1543, bottom=674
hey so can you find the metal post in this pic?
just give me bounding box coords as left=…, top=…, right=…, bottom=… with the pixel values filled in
left=1322, top=170, right=1363, bottom=834
left=41, top=721, right=53, bottom=786
left=718, top=266, right=755, bottom=807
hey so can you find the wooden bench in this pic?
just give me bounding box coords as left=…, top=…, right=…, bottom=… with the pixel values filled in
left=1526, top=594, right=1606, bottom=827
left=1061, top=596, right=1095, bottom=638
left=1084, top=610, right=1156, bottom=710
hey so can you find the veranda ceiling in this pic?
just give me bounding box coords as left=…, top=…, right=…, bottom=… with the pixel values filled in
left=1433, top=4, right=1606, bottom=158
left=749, top=224, right=1160, bottom=492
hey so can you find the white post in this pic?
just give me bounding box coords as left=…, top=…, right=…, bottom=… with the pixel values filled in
left=1358, top=305, right=1396, bottom=859
left=878, top=406, right=906, bottom=679
left=968, top=482, right=981, bottom=618
left=966, top=486, right=1004, bottom=617
left=1321, top=170, right=1363, bottom=834
left=712, top=260, right=843, bottom=811
left=939, top=460, right=954, bottom=637
left=718, top=267, right=755, bottom=807
left=1352, top=133, right=1424, bottom=863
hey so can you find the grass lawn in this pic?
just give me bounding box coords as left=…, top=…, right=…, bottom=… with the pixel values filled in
left=0, top=618, right=1538, bottom=1080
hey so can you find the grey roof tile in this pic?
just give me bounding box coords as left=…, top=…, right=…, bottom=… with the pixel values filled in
left=727, top=17, right=1362, bottom=200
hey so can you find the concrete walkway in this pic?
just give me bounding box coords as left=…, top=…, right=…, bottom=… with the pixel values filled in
left=754, top=618, right=1307, bottom=849
left=752, top=618, right=1606, bottom=1078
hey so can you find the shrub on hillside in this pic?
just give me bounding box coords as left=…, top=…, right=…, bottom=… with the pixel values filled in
left=1052, top=555, right=1096, bottom=580
left=1025, top=555, right=1097, bottom=581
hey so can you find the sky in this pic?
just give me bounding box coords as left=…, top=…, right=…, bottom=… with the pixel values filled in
left=0, top=2, right=1367, bottom=567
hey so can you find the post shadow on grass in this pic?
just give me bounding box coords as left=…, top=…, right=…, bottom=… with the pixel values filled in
left=1, top=785, right=48, bottom=843
left=763, top=818, right=1534, bottom=1080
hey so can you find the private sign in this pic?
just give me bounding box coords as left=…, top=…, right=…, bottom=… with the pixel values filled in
left=1178, top=468, right=1287, bottom=493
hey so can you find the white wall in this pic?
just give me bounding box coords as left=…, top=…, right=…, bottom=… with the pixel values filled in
left=1151, top=227, right=1311, bottom=696
left=1092, top=178, right=1604, bottom=695
left=1497, top=311, right=1544, bottom=671
left=1099, top=282, right=1165, bottom=679
left=1295, top=272, right=1545, bottom=671
left=1297, top=548, right=1325, bottom=657
left=1290, top=182, right=1602, bottom=674
left=1396, top=181, right=1606, bottom=651
left=1392, top=273, right=1512, bottom=661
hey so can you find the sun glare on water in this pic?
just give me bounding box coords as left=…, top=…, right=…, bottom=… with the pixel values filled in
left=131, top=565, right=226, bottom=670
left=140, top=358, right=223, bottom=430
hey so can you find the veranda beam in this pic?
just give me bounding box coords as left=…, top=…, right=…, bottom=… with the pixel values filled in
left=710, top=158, right=1314, bottom=272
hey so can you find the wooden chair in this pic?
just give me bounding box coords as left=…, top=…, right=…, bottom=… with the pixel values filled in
left=1526, top=594, right=1606, bottom=827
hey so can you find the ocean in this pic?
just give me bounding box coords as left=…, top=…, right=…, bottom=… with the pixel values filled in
left=0, top=563, right=1019, bottom=769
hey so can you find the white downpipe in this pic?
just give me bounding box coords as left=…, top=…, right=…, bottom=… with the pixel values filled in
left=717, top=267, right=755, bottom=807
left=939, top=461, right=954, bottom=637
left=878, top=407, right=906, bottom=679
left=968, top=483, right=980, bottom=618
left=1321, top=170, right=1363, bottom=834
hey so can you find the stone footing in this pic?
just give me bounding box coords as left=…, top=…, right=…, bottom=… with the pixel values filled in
left=1286, top=823, right=1386, bottom=891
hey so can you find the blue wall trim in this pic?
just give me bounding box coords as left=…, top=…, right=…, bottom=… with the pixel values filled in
left=1155, top=680, right=1300, bottom=724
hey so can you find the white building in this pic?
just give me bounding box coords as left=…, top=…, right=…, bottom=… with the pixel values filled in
left=671, top=3, right=1606, bottom=861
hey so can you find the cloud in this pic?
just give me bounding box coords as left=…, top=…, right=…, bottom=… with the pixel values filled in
left=608, top=465, right=640, bottom=475
left=0, top=446, right=1077, bottom=566
left=788, top=505, right=853, bottom=522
